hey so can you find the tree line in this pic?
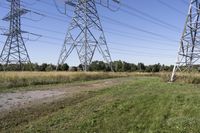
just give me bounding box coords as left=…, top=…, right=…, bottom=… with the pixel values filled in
left=0, top=60, right=175, bottom=72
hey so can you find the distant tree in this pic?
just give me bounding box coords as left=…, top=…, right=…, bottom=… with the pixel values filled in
left=78, top=64, right=83, bottom=71
left=61, top=63, right=69, bottom=71
left=0, top=64, right=3, bottom=71
left=23, top=63, right=34, bottom=71
left=112, top=61, right=119, bottom=72
left=138, top=63, right=146, bottom=72
left=98, top=61, right=106, bottom=71
left=160, top=64, right=171, bottom=72
left=55, top=64, right=69, bottom=71
left=57, top=64, right=62, bottom=71
left=152, top=63, right=161, bottom=72
left=169, top=65, right=174, bottom=72
left=116, top=60, right=123, bottom=72
left=0, top=61, right=176, bottom=72
left=145, top=65, right=152, bottom=72
left=40, top=63, right=48, bottom=71
left=69, top=66, right=78, bottom=71
left=89, top=61, right=106, bottom=71
left=130, top=64, right=137, bottom=72
left=89, top=61, right=98, bottom=71
left=32, top=63, right=40, bottom=71
left=105, top=63, right=112, bottom=72
left=122, top=62, right=130, bottom=72
left=45, top=64, right=56, bottom=71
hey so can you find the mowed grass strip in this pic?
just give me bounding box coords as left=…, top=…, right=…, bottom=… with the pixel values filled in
left=1, top=77, right=200, bottom=133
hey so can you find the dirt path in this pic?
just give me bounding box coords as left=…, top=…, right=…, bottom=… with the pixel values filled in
left=0, top=78, right=131, bottom=112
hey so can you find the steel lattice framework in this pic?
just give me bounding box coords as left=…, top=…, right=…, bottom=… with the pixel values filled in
left=57, top=0, right=119, bottom=71
left=171, top=0, right=200, bottom=81
left=0, top=0, right=31, bottom=70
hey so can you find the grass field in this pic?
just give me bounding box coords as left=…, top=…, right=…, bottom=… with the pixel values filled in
left=1, top=76, right=200, bottom=132
left=0, top=72, right=131, bottom=92
left=1, top=71, right=200, bottom=93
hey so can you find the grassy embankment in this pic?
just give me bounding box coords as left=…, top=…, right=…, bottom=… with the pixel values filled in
left=1, top=77, right=200, bottom=132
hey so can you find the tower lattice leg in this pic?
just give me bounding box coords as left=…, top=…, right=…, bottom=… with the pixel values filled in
left=171, top=0, right=200, bottom=81
left=0, top=0, right=31, bottom=70
left=57, top=0, right=113, bottom=71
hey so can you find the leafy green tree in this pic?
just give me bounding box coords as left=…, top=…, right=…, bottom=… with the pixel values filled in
left=152, top=63, right=161, bottom=72
left=61, top=63, right=69, bottom=71
left=123, top=62, right=131, bottom=72
left=130, top=64, right=137, bottom=72
left=32, top=63, right=40, bottom=71
left=89, top=61, right=106, bottom=71
left=138, top=63, right=146, bottom=72
left=45, top=64, right=56, bottom=71
left=0, top=64, right=3, bottom=71
left=40, top=63, right=48, bottom=71
left=78, top=64, right=83, bottom=71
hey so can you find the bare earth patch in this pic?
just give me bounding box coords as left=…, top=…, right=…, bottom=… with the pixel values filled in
left=0, top=78, right=131, bottom=113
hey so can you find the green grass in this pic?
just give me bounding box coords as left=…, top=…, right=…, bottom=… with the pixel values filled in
left=1, top=77, right=200, bottom=132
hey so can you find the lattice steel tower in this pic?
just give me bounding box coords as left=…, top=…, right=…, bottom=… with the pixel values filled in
left=0, top=0, right=31, bottom=70
left=171, top=0, right=200, bottom=81
left=57, top=0, right=119, bottom=71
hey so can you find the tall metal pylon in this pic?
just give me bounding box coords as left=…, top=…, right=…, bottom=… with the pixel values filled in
left=171, top=0, right=200, bottom=81
left=57, top=0, right=116, bottom=71
left=0, top=0, right=31, bottom=70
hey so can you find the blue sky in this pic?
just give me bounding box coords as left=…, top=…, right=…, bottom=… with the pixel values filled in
left=0, top=0, right=189, bottom=66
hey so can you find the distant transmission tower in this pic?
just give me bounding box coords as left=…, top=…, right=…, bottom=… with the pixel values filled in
left=57, top=0, right=120, bottom=71
left=0, top=0, right=30, bottom=70
left=171, top=0, right=200, bottom=81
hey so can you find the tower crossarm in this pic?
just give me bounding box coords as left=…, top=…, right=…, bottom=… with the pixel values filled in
left=3, top=9, right=29, bottom=21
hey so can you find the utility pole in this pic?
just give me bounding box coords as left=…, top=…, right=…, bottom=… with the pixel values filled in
left=57, top=0, right=120, bottom=71
left=0, top=0, right=31, bottom=70
left=171, top=0, right=200, bottom=81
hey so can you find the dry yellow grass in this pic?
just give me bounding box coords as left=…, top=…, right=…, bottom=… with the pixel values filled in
left=138, top=72, right=200, bottom=84
left=0, top=72, right=130, bottom=89
left=0, top=71, right=199, bottom=91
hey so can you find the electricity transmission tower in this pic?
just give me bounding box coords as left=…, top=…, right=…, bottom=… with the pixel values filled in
left=0, top=0, right=30, bottom=70
left=171, top=0, right=200, bottom=81
left=57, top=0, right=120, bottom=71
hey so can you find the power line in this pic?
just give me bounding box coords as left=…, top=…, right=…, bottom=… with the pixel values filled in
left=111, top=51, right=174, bottom=58
left=18, top=0, right=179, bottom=42
left=111, top=42, right=176, bottom=51
left=1, top=2, right=180, bottom=58
left=0, top=3, right=71, bottom=23
left=3, top=2, right=172, bottom=41
left=101, top=15, right=178, bottom=42
left=25, top=39, right=175, bottom=58
left=29, top=37, right=176, bottom=52
left=170, top=0, right=200, bottom=81
left=18, top=25, right=176, bottom=54
left=0, top=0, right=31, bottom=69
left=120, top=2, right=181, bottom=31
left=1, top=2, right=179, bottom=50
left=120, top=8, right=179, bottom=32
left=37, top=0, right=180, bottom=32
left=22, top=23, right=178, bottom=47
left=157, top=0, right=186, bottom=15
left=0, top=2, right=181, bottom=65
left=111, top=47, right=174, bottom=57
left=23, top=30, right=176, bottom=55
left=181, top=0, right=189, bottom=5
